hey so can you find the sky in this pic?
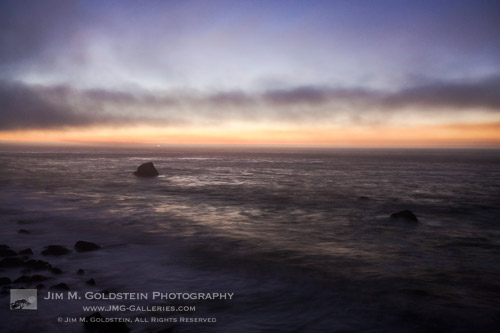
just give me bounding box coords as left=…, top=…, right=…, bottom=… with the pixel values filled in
left=1, top=0, right=499, bottom=147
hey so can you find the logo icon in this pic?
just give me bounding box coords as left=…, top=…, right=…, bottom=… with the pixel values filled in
left=10, top=289, right=37, bottom=310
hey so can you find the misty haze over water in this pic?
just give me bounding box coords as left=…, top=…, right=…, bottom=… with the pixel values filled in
left=1, top=147, right=500, bottom=332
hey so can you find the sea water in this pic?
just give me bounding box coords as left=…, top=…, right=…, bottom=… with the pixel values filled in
left=0, top=146, right=499, bottom=332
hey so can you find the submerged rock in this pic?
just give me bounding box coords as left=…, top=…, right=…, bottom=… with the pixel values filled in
left=42, top=245, right=71, bottom=256
left=75, top=241, right=101, bottom=252
left=77, top=269, right=85, bottom=275
left=86, top=278, right=96, bottom=286
left=133, top=162, right=159, bottom=177
left=390, top=209, right=418, bottom=222
left=18, top=229, right=31, bottom=234
left=83, top=312, right=130, bottom=332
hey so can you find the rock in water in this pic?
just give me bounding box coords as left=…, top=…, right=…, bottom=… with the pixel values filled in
left=42, top=245, right=71, bottom=256
left=0, top=277, right=12, bottom=285
left=19, top=248, right=34, bottom=255
left=75, top=241, right=101, bottom=252
left=390, top=209, right=418, bottom=222
left=133, top=162, right=159, bottom=177
left=50, top=283, right=70, bottom=290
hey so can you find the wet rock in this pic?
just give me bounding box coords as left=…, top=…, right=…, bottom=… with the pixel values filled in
left=133, top=162, right=159, bottom=177
left=86, top=278, right=96, bottom=286
left=51, top=267, right=63, bottom=274
left=0, top=244, right=9, bottom=250
left=77, top=269, right=85, bottom=275
left=25, top=259, right=52, bottom=270
left=14, top=275, right=32, bottom=283
left=0, top=257, right=25, bottom=267
left=36, top=283, right=45, bottom=289
left=19, top=248, right=34, bottom=255
left=1, top=286, right=12, bottom=295
left=0, top=277, right=11, bottom=285
left=75, top=241, right=101, bottom=252
left=83, top=312, right=130, bottom=332
left=18, top=229, right=31, bottom=234
left=42, top=245, right=71, bottom=256
left=390, top=209, right=418, bottom=222
left=50, top=283, right=69, bottom=290
left=0, top=248, right=17, bottom=257
left=31, top=275, right=48, bottom=282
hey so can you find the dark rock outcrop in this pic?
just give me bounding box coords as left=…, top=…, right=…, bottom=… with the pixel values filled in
left=0, top=277, right=11, bottom=285
left=18, top=229, right=31, bottom=234
left=75, top=241, right=101, bottom=252
left=77, top=269, right=85, bottom=275
left=86, top=278, right=96, bottom=286
left=0, top=248, right=17, bottom=257
left=25, top=259, right=52, bottom=270
left=133, top=162, right=159, bottom=177
left=14, top=275, right=32, bottom=283
left=19, top=248, right=34, bottom=255
left=42, top=245, right=71, bottom=256
left=0, top=257, right=25, bottom=267
left=51, top=267, right=63, bottom=274
left=50, top=283, right=70, bottom=290
left=390, top=209, right=418, bottom=222
left=83, top=312, right=130, bottom=332
left=31, top=275, right=48, bottom=282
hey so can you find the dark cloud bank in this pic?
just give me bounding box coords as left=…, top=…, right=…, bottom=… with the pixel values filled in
left=1, top=75, right=499, bottom=131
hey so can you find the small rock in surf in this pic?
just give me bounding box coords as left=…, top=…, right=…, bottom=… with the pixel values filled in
left=133, top=162, right=159, bottom=177
left=75, top=241, right=101, bottom=252
left=42, top=245, right=71, bottom=256
left=390, top=209, right=418, bottom=222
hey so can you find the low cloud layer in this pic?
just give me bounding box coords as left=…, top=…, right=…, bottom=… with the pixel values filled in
left=1, top=75, right=500, bottom=131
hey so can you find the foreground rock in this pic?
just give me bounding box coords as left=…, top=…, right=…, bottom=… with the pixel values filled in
left=133, top=162, right=159, bottom=177
left=19, top=248, right=34, bottom=255
left=42, top=245, right=71, bottom=256
left=390, top=209, right=418, bottom=222
left=50, top=283, right=70, bottom=290
left=0, top=248, right=17, bottom=257
left=75, top=241, right=101, bottom=252
left=0, top=257, right=24, bottom=267
left=0, top=277, right=11, bottom=285
left=25, top=259, right=52, bottom=270
left=84, top=312, right=130, bottom=332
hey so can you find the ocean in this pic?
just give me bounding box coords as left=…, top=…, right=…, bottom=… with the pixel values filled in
left=1, top=146, right=500, bottom=332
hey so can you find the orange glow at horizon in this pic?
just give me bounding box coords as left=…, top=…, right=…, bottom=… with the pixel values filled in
left=1, top=122, right=500, bottom=147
